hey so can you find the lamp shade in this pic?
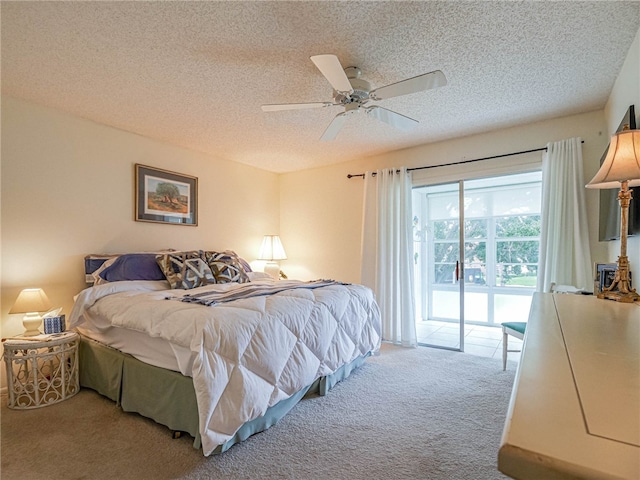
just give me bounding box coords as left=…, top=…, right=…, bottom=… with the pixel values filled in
left=9, top=288, right=51, bottom=314
left=586, top=130, right=640, bottom=189
left=258, top=235, right=287, bottom=261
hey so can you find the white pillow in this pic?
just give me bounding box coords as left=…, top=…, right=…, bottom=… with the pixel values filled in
left=247, top=271, right=274, bottom=281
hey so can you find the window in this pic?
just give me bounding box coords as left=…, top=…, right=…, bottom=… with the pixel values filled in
left=413, top=172, right=542, bottom=326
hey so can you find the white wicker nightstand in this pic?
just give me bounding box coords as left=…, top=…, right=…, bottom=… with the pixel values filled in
left=3, top=331, right=79, bottom=409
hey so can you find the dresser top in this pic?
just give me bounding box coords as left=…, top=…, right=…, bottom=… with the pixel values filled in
left=499, top=293, right=640, bottom=480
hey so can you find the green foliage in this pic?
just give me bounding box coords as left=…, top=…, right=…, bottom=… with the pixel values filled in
left=418, top=213, right=541, bottom=287
left=433, top=220, right=459, bottom=240
left=505, top=275, right=538, bottom=287
left=155, top=182, right=180, bottom=202
left=465, top=219, right=487, bottom=238
left=496, top=215, right=541, bottom=238
left=434, top=242, right=458, bottom=262
left=497, top=240, right=539, bottom=264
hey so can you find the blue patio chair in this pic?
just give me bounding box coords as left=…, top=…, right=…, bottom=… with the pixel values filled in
left=501, top=284, right=580, bottom=370
left=501, top=322, right=526, bottom=371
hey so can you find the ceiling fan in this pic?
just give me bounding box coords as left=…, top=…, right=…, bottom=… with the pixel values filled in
left=261, top=54, right=447, bottom=141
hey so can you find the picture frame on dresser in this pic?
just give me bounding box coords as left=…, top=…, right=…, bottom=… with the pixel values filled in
left=135, top=164, right=198, bottom=226
left=594, top=262, right=632, bottom=293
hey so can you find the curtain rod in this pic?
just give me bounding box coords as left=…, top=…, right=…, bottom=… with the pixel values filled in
left=346, top=142, right=583, bottom=179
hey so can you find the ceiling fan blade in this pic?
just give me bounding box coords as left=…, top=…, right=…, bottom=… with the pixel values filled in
left=310, top=54, right=354, bottom=94
left=369, top=70, right=447, bottom=101
left=366, top=106, right=419, bottom=131
left=261, top=102, right=334, bottom=112
left=320, top=112, right=349, bottom=141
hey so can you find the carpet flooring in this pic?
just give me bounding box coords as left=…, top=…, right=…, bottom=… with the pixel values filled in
left=1, top=344, right=517, bottom=480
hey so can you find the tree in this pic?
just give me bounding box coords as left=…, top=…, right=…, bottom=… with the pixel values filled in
left=155, top=182, right=180, bottom=205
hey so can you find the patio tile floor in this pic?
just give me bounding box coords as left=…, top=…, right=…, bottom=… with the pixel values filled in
left=416, top=320, right=523, bottom=365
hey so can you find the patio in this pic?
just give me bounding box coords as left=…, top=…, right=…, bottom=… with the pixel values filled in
left=416, top=320, right=523, bottom=365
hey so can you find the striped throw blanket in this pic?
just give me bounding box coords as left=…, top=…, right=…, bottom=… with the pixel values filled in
left=175, top=279, right=344, bottom=306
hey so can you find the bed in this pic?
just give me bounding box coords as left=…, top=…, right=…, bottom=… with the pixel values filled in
left=69, top=250, right=381, bottom=456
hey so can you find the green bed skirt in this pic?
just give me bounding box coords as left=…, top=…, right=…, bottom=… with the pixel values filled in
left=78, top=336, right=370, bottom=454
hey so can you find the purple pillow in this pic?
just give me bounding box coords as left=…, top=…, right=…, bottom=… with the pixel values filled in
left=100, top=254, right=166, bottom=282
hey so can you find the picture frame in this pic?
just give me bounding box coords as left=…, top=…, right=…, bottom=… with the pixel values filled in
left=135, top=164, right=198, bottom=226
left=594, top=262, right=625, bottom=293
left=594, top=263, right=615, bottom=293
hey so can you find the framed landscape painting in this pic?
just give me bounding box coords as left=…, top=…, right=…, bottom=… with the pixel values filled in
left=135, top=164, right=198, bottom=226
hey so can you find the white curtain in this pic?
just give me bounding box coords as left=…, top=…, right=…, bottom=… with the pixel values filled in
left=538, top=137, right=592, bottom=292
left=361, top=167, right=417, bottom=347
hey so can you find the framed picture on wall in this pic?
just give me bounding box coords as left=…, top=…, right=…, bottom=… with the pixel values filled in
left=135, top=164, right=198, bottom=226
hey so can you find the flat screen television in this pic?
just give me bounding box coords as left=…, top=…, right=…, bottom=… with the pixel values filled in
left=598, top=105, right=640, bottom=241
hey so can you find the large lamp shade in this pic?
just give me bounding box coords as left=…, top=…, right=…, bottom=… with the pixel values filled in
left=258, top=235, right=287, bottom=261
left=586, top=130, right=640, bottom=189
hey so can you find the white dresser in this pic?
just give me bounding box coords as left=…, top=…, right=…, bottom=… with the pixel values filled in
left=498, top=292, right=639, bottom=480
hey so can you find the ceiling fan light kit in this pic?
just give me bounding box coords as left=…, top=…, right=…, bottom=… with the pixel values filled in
left=261, top=54, right=447, bottom=141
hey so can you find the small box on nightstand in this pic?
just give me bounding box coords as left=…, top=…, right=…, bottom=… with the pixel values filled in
left=43, top=315, right=65, bottom=334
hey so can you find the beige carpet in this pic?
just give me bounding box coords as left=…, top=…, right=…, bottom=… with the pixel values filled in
left=1, top=344, right=516, bottom=480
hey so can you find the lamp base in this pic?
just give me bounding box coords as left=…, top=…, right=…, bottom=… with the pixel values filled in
left=597, top=290, right=640, bottom=303
left=598, top=254, right=639, bottom=303
left=23, top=314, right=43, bottom=336
left=263, top=262, right=281, bottom=280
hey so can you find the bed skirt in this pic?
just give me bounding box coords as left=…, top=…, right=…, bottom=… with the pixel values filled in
left=78, top=335, right=369, bottom=454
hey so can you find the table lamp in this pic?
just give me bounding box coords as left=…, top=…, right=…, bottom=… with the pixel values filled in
left=258, top=235, right=287, bottom=280
left=9, top=288, right=52, bottom=336
left=586, top=128, right=640, bottom=303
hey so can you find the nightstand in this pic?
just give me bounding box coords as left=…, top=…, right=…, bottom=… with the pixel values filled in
left=3, top=331, right=80, bottom=409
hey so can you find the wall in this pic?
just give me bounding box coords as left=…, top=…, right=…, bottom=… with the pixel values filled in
left=1, top=96, right=280, bottom=342
left=281, top=110, right=609, bottom=284
left=604, top=26, right=640, bottom=276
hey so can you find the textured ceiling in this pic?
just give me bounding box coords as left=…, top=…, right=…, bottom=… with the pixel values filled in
left=2, top=1, right=639, bottom=173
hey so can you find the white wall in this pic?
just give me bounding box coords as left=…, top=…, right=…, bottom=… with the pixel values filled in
left=604, top=26, right=640, bottom=276
left=1, top=96, right=280, bottom=341
left=281, top=110, right=609, bottom=284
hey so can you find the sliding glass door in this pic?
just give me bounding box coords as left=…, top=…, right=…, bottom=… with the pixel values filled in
left=412, top=181, right=465, bottom=350
left=412, top=172, right=542, bottom=351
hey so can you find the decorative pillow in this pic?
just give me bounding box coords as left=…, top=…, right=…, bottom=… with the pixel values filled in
left=202, top=250, right=250, bottom=284
left=237, top=257, right=252, bottom=273
left=87, top=250, right=176, bottom=285
left=156, top=251, right=215, bottom=289
left=97, top=253, right=167, bottom=283
left=91, top=256, right=119, bottom=285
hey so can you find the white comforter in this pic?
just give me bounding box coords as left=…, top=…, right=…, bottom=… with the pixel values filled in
left=69, top=279, right=381, bottom=455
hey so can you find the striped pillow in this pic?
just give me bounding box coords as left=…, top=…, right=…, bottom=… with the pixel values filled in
left=156, top=251, right=215, bottom=289
left=202, top=250, right=250, bottom=284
